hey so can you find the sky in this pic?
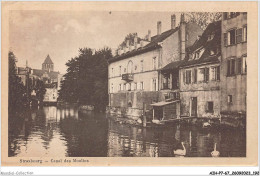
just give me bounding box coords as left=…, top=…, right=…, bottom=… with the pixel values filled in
left=9, top=11, right=182, bottom=74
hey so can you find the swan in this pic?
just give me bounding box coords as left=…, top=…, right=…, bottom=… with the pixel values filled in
left=211, top=143, right=220, bottom=157
left=152, top=119, right=160, bottom=124
left=203, top=122, right=211, bottom=128
left=174, top=142, right=186, bottom=156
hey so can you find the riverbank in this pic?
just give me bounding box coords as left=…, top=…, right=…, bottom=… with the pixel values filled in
left=106, top=112, right=245, bottom=129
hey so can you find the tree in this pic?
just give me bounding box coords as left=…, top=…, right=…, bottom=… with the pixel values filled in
left=185, top=12, right=222, bottom=30
left=34, top=79, right=46, bottom=103
left=58, top=47, right=112, bottom=111
left=8, top=51, right=26, bottom=113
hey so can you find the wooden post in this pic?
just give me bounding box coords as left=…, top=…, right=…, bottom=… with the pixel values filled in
left=143, top=103, right=147, bottom=127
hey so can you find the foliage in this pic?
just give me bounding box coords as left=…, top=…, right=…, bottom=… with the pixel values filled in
left=185, top=12, right=222, bottom=30
left=8, top=51, right=26, bottom=112
left=58, top=47, right=112, bottom=111
left=34, top=79, right=46, bottom=102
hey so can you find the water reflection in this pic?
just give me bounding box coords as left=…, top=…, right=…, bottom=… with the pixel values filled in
left=8, top=106, right=246, bottom=157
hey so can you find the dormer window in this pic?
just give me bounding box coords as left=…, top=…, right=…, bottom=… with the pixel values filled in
left=207, top=34, right=214, bottom=41
left=210, top=50, right=215, bottom=56
left=193, top=48, right=205, bottom=60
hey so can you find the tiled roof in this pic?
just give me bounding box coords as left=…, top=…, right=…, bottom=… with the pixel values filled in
left=43, top=55, right=53, bottom=64
left=187, top=20, right=221, bottom=53
left=161, top=21, right=221, bottom=71
left=108, top=27, right=180, bottom=63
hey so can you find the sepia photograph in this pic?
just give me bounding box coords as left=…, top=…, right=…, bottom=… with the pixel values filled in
left=1, top=1, right=258, bottom=168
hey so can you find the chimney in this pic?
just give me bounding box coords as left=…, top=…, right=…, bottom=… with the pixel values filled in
left=180, top=13, right=186, bottom=60
left=171, top=14, right=176, bottom=29
left=180, top=13, right=185, bottom=24
left=157, top=21, right=161, bottom=35
left=148, top=30, right=151, bottom=42
left=134, top=36, right=138, bottom=49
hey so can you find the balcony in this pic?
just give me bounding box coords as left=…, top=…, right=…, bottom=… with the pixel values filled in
left=122, top=73, right=133, bottom=82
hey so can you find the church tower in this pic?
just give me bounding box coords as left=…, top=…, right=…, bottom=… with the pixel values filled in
left=42, top=54, right=54, bottom=72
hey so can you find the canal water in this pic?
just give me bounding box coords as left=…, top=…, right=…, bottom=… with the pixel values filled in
left=9, top=106, right=246, bottom=157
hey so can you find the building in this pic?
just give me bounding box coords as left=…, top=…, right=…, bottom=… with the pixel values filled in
left=108, top=14, right=203, bottom=120
left=17, top=55, right=63, bottom=104
left=220, top=12, right=247, bottom=121
left=176, top=21, right=221, bottom=119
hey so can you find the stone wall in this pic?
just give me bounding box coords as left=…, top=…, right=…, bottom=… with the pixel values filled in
left=180, top=90, right=220, bottom=118
left=109, top=91, right=160, bottom=119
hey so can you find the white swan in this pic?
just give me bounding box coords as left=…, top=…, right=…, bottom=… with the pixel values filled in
left=203, top=122, right=211, bottom=128
left=152, top=119, right=160, bottom=124
left=211, top=143, right=220, bottom=157
left=174, top=142, right=186, bottom=156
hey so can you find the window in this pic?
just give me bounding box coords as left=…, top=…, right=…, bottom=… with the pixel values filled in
left=229, top=29, right=236, bottom=45
left=193, top=69, right=197, bottom=83
left=127, top=60, right=133, bottom=73
left=126, top=83, right=131, bottom=91
left=207, top=102, right=214, bottom=113
left=211, top=66, right=220, bottom=81
left=152, top=78, right=157, bottom=91
left=228, top=95, right=233, bottom=103
left=207, top=34, right=214, bottom=41
left=224, top=29, right=236, bottom=46
left=140, top=60, right=144, bottom=72
left=123, top=84, right=126, bottom=91
left=210, top=50, right=215, bottom=56
left=227, top=59, right=236, bottom=76
left=238, top=56, right=247, bottom=74
left=185, top=70, right=192, bottom=84
left=243, top=26, right=247, bottom=42
left=140, top=82, right=144, bottom=90
left=224, top=33, right=228, bottom=46
left=134, top=83, right=137, bottom=90
left=236, top=28, right=243, bottom=43
left=204, top=68, right=209, bottom=82
left=198, top=68, right=209, bottom=82
left=119, top=66, right=121, bottom=76
left=131, top=83, right=135, bottom=91
left=152, top=57, right=157, bottom=70
left=119, top=84, right=122, bottom=91
left=195, top=52, right=200, bottom=59
left=111, top=68, right=114, bottom=77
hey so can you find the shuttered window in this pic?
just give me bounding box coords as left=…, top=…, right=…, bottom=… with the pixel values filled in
left=236, top=28, right=243, bottom=44
left=193, top=68, right=197, bottom=83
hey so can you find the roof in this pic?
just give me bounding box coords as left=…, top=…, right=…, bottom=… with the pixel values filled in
left=161, top=21, right=221, bottom=71
left=32, top=68, right=59, bottom=79
left=43, top=55, right=53, bottom=64
left=151, top=100, right=180, bottom=107
left=187, top=20, right=221, bottom=53
left=108, top=27, right=180, bottom=63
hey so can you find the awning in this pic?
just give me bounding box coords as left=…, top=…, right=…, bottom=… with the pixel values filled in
left=151, top=100, right=180, bottom=107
